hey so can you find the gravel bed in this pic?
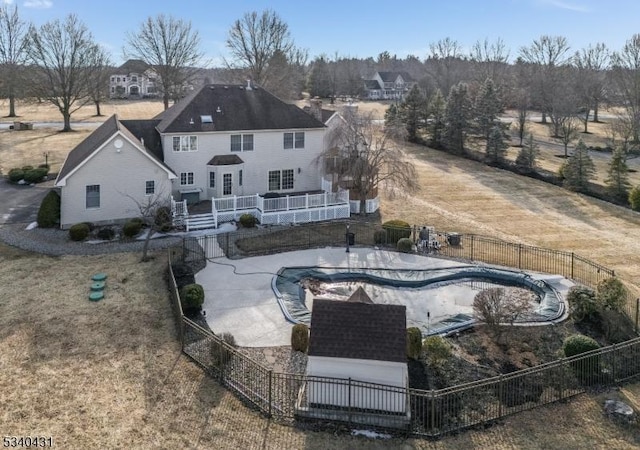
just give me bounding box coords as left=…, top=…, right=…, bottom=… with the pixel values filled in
left=0, top=223, right=182, bottom=256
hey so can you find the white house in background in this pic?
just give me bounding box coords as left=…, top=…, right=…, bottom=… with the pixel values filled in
left=55, top=83, right=357, bottom=230
left=109, top=59, right=160, bottom=99
left=363, top=71, right=415, bottom=100
left=299, top=292, right=409, bottom=428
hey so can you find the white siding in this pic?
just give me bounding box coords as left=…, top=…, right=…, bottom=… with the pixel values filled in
left=163, top=128, right=325, bottom=201
left=59, top=135, right=173, bottom=228
left=306, top=356, right=408, bottom=413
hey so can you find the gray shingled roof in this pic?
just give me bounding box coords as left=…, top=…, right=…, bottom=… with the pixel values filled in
left=56, top=115, right=173, bottom=184
left=207, top=155, right=244, bottom=165
left=155, top=84, right=326, bottom=134
left=364, top=79, right=382, bottom=90
left=114, top=59, right=150, bottom=75
left=308, top=299, right=406, bottom=363
left=377, top=71, right=414, bottom=83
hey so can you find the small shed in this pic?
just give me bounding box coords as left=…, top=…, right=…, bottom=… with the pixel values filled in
left=304, top=290, right=408, bottom=420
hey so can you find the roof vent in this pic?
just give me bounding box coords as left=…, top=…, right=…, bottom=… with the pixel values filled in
left=246, top=79, right=252, bottom=91
left=224, top=86, right=228, bottom=89
left=216, top=106, right=222, bottom=113
left=189, top=118, right=194, bottom=125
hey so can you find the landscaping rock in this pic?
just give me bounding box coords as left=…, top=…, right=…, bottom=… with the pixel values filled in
left=603, top=399, right=636, bottom=423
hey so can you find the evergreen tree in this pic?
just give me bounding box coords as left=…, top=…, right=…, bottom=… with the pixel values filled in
left=485, top=125, right=508, bottom=165
left=443, top=82, right=472, bottom=154
left=398, top=85, right=427, bottom=143
left=475, top=78, right=502, bottom=139
left=428, top=89, right=446, bottom=149
left=384, top=104, right=406, bottom=141
left=308, top=56, right=332, bottom=98
left=515, top=133, right=540, bottom=173
left=605, top=146, right=631, bottom=201
left=563, top=140, right=595, bottom=192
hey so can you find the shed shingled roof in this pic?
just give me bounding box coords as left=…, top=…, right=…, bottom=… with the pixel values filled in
left=308, top=299, right=406, bottom=363
left=154, top=84, right=326, bottom=134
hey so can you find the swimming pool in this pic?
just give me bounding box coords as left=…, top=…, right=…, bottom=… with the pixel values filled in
left=272, top=265, right=566, bottom=336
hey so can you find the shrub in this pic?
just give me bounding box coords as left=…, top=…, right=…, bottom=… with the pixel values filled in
left=21, top=165, right=33, bottom=171
left=473, top=287, right=530, bottom=338
left=382, top=219, right=411, bottom=244
left=566, top=285, right=598, bottom=323
left=239, top=213, right=258, bottom=228
left=291, top=323, right=309, bottom=352
left=37, top=190, right=60, bottom=228
left=7, top=168, right=24, bottom=183
left=122, top=219, right=142, bottom=238
left=424, top=336, right=452, bottom=366
left=596, top=277, right=626, bottom=312
left=23, top=167, right=48, bottom=183
left=180, top=283, right=205, bottom=313
left=68, top=222, right=90, bottom=241
left=563, top=334, right=601, bottom=383
left=211, top=332, right=236, bottom=369
left=406, top=327, right=423, bottom=360
left=397, top=237, right=413, bottom=253
left=629, top=185, right=640, bottom=211
left=154, top=206, right=173, bottom=232
left=563, top=334, right=600, bottom=358
left=373, top=229, right=387, bottom=245
left=96, top=227, right=115, bottom=240
left=263, top=192, right=280, bottom=198
left=38, top=163, right=50, bottom=171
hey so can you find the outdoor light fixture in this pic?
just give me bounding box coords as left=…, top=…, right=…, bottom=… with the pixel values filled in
left=346, top=224, right=350, bottom=253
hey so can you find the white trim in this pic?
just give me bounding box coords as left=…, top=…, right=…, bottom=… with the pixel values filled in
left=55, top=130, right=176, bottom=187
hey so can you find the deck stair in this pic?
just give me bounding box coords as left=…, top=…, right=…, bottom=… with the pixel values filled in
left=186, top=213, right=216, bottom=231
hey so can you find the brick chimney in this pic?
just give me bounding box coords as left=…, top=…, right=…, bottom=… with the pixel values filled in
left=309, top=98, right=323, bottom=122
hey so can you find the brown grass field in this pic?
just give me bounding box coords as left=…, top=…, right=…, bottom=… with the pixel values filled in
left=2, top=99, right=640, bottom=448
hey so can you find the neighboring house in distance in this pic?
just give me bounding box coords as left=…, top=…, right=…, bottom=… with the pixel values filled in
left=54, top=115, right=176, bottom=228
left=300, top=293, right=409, bottom=428
left=363, top=71, right=415, bottom=100
left=109, top=59, right=159, bottom=99
left=55, top=83, right=353, bottom=230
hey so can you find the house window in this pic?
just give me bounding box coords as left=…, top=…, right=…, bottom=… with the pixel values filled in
left=145, top=180, right=155, bottom=195
left=111, top=76, right=115, bottom=82
left=268, top=169, right=294, bottom=190
left=172, top=135, right=197, bottom=152
left=223, top=173, right=232, bottom=195
left=132, top=76, right=137, bottom=82
left=180, top=172, right=194, bottom=185
left=282, top=169, right=294, bottom=189
left=148, top=77, right=156, bottom=83
left=110, top=87, right=114, bottom=93
left=123, top=77, right=127, bottom=82
left=230, top=134, right=254, bottom=152
left=116, top=77, right=120, bottom=82
left=86, top=185, right=100, bottom=209
left=239, top=169, right=243, bottom=186
left=268, top=170, right=281, bottom=191
left=284, top=132, right=304, bottom=149
left=209, top=172, right=215, bottom=188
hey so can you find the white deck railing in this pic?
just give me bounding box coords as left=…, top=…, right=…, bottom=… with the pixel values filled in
left=211, top=190, right=350, bottom=226
left=170, top=196, right=189, bottom=228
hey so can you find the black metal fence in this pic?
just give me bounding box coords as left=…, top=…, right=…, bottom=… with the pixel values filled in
left=167, top=221, right=640, bottom=437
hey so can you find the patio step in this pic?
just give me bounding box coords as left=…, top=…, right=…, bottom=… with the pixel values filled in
left=186, top=213, right=216, bottom=231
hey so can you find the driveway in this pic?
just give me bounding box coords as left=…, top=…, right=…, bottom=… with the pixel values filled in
left=0, top=176, right=53, bottom=225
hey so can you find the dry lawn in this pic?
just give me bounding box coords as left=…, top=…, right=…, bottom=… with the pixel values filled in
left=0, top=99, right=165, bottom=175
left=3, top=100, right=640, bottom=448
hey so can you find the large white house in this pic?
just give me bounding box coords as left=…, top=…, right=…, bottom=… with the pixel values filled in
left=109, top=59, right=160, bottom=99
left=54, top=83, right=351, bottom=230
left=363, top=71, right=415, bottom=101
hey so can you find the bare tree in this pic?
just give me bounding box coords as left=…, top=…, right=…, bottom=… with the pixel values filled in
left=26, top=15, right=102, bottom=132
left=473, top=287, right=530, bottom=341
left=469, top=37, right=510, bottom=89
left=324, top=110, right=418, bottom=214
left=225, top=9, right=307, bottom=98
left=426, top=37, right=465, bottom=95
left=125, top=14, right=205, bottom=110
left=86, top=46, right=111, bottom=116
left=610, top=34, right=640, bottom=143
left=572, top=43, right=609, bottom=130
left=0, top=4, right=29, bottom=117
left=513, top=88, right=530, bottom=146
left=122, top=189, right=172, bottom=262
left=518, top=35, right=571, bottom=123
